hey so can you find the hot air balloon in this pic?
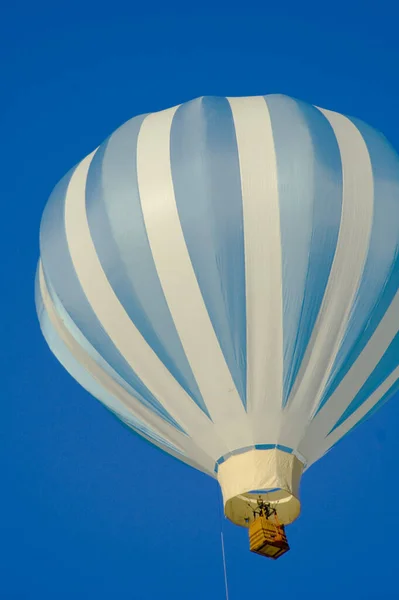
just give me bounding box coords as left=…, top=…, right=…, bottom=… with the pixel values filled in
left=36, top=94, right=399, bottom=559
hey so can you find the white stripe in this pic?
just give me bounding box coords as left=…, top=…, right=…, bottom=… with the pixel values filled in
left=228, top=96, right=284, bottom=444
left=281, top=108, right=374, bottom=451
left=136, top=106, right=251, bottom=450
left=63, top=149, right=227, bottom=461
left=300, top=289, right=399, bottom=462
left=39, top=261, right=215, bottom=474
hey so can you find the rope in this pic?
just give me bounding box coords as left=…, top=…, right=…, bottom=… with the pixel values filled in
left=220, top=529, right=229, bottom=600
left=217, top=487, right=230, bottom=600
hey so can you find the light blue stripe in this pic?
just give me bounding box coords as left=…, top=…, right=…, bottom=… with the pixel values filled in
left=39, top=263, right=188, bottom=436
left=39, top=159, right=185, bottom=432
left=264, top=95, right=343, bottom=407
left=347, top=378, right=399, bottom=431
left=214, top=444, right=294, bottom=472
left=85, top=116, right=210, bottom=418
left=118, top=415, right=185, bottom=455
left=329, top=330, right=399, bottom=433
left=36, top=275, right=185, bottom=456
left=170, top=97, right=247, bottom=409
left=249, top=489, right=281, bottom=494
left=316, top=119, right=399, bottom=414
left=326, top=378, right=399, bottom=448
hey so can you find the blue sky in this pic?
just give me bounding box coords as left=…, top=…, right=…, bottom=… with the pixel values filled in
left=2, top=2, right=399, bottom=598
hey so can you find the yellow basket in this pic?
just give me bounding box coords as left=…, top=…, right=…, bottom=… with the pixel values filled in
left=249, top=515, right=290, bottom=560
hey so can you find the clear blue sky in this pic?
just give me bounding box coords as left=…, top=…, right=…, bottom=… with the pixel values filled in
left=2, top=2, right=399, bottom=598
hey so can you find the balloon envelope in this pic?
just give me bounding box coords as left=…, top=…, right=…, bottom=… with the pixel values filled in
left=36, top=94, right=399, bottom=525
